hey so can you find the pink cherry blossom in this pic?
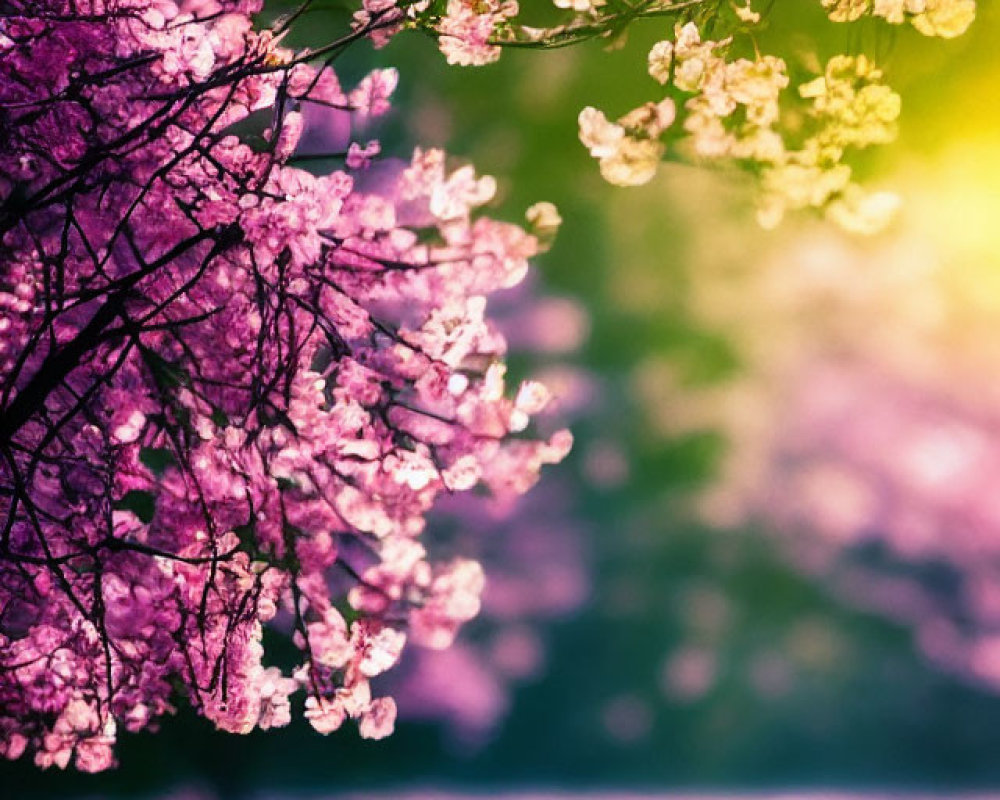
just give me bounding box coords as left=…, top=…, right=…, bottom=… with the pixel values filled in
left=0, top=0, right=568, bottom=770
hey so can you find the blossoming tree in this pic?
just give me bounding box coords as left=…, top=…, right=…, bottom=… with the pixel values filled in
left=0, top=0, right=570, bottom=771
left=0, top=0, right=979, bottom=777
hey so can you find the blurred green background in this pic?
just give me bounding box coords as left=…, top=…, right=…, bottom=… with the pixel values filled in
left=6, top=1, right=1000, bottom=796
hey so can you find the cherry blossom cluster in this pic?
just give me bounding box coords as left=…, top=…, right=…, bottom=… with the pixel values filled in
left=352, top=0, right=518, bottom=66
left=390, top=284, right=593, bottom=740
left=822, top=0, right=976, bottom=37
left=567, top=0, right=973, bottom=229
left=579, top=17, right=910, bottom=230
left=0, top=0, right=569, bottom=772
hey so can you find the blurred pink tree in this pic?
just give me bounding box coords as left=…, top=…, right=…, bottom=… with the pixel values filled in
left=644, top=160, right=1000, bottom=694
